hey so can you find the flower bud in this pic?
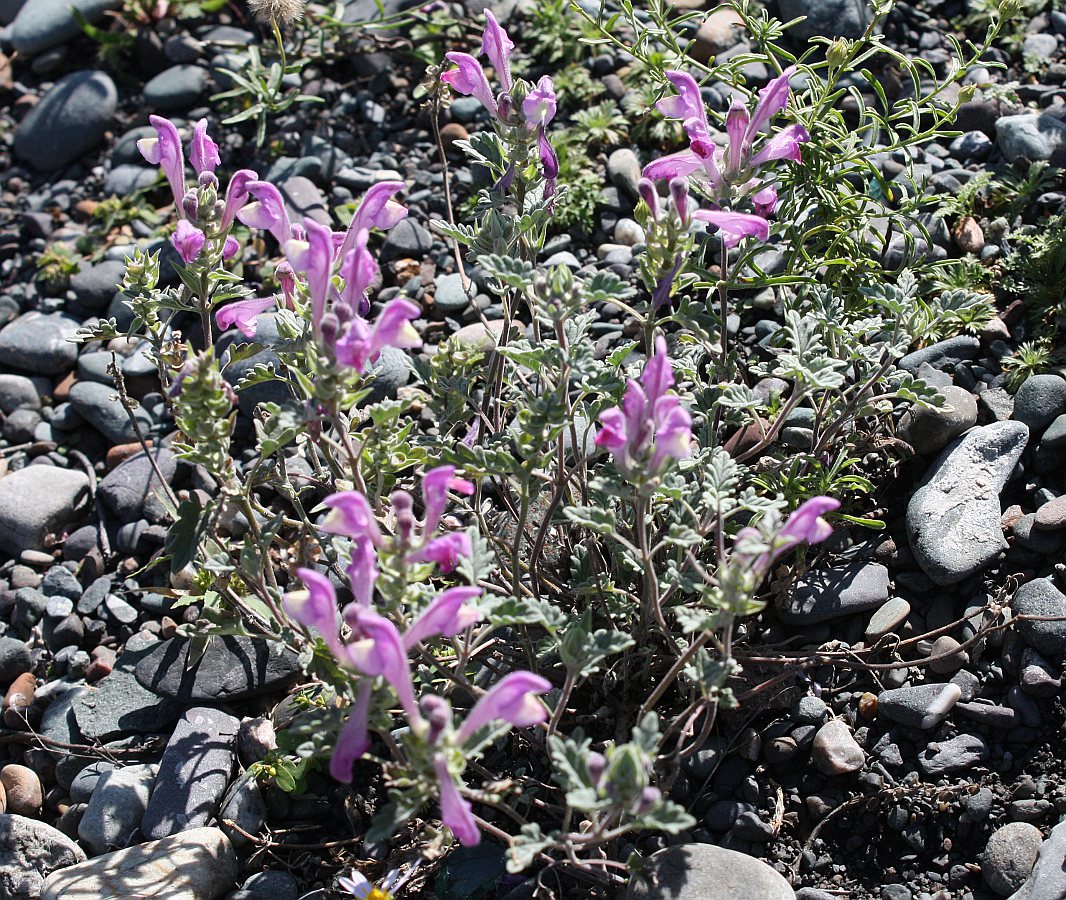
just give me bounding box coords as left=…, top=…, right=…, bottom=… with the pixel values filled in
left=421, top=694, right=452, bottom=745
left=319, top=312, right=340, bottom=348
left=826, top=38, right=851, bottom=72
left=638, top=178, right=660, bottom=220
left=587, top=751, right=606, bottom=787
left=669, top=178, right=690, bottom=226
left=390, top=489, right=416, bottom=546
left=198, top=170, right=219, bottom=191
left=182, top=189, right=199, bottom=222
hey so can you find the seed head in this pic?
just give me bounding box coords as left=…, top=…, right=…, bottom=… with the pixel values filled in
left=247, top=0, right=303, bottom=26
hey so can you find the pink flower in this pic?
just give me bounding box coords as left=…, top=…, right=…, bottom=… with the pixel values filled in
left=777, top=496, right=840, bottom=550
left=725, top=98, right=750, bottom=176
left=480, top=9, right=514, bottom=93
left=330, top=681, right=373, bottom=783
left=537, top=127, right=559, bottom=198
left=594, top=337, right=692, bottom=477
left=220, top=170, right=259, bottom=231
left=347, top=533, right=379, bottom=609
left=753, top=185, right=778, bottom=218
left=276, top=261, right=297, bottom=307
left=456, top=671, right=552, bottom=743
left=412, top=532, right=472, bottom=573
left=422, top=465, right=475, bottom=535
left=746, top=66, right=797, bottom=140
left=238, top=181, right=292, bottom=246
left=691, top=208, right=770, bottom=248
left=190, top=119, right=220, bottom=175
left=216, top=296, right=276, bottom=338
left=138, top=115, right=186, bottom=214
left=657, top=71, right=715, bottom=158
left=441, top=52, right=497, bottom=115
left=339, top=229, right=378, bottom=317
left=322, top=491, right=382, bottom=543
left=523, top=75, right=556, bottom=127
left=402, top=586, right=482, bottom=649
left=337, top=181, right=407, bottom=263
left=434, top=754, right=480, bottom=846
left=223, top=235, right=241, bottom=260
left=345, top=608, right=422, bottom=723
left=284, top=568, right=341, bottom=656
left=642, top=149, right=705, bottom=184
left=171, top=219, right=205, bottom=263
left=285, top=218, right=335, bottom=332
left=333, top=299, right=422, bottom=373
left=750, top=123, right=810, bottom=167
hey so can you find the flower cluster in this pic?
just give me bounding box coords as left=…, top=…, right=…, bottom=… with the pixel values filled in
left=733, top=495, right=841, bottom=577
left=283, top=467, right=551, bottom=846
left=441, top=11, right=559, bottom=196
left=595, top=337, right=692, bottom=479
left=643, top=68, right=809, bottom=246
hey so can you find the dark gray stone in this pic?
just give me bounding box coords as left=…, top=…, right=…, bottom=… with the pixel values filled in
left=78, top=763, right=157, bottom=855
left=10, top=0, right=119, bottom=54
left=0, top=465, right=90, bottom=555
left=0, top=637, right=31, bottom=682
left=877, top=682, right=961, bottom=730
left=776, top=0, right=871, bottom=39
left=141, top=707, right=239, bottom=840
left=625, top=843, right=793, bottom=899
left=916, top=733, right=988, bottom=777
left=0, top=312, right=79, bottom=374
left=133, top=636, right=300, bottom=702
left=280, top=176, right=329, bottom=228
left=379, top=218, right=432, bottom=263
left=778, top=562, right=890, bottom=624
left=985, top=822, right=1042, bottom=897
left=73, top=647, right=181, bottom=741
left=898, top=385, right=978, bottom=455
left=1014, top=578, right=1066, bottom=660
left=1013, top=375, right=1066, bottom=436
left=0, top=814, right=85, bottom=899
left=103, top=165, right=158, bottom=197
left=68, top=381, right=153, bottom=445
left=13, top=71, right=117, bottom=171
left=1004, top=817, right=1066, bottom=900
left=142, top=64, right=206, bottom=110
left=899, top=336, right=980, bottom=375
left=906, top=421, right=1028, bottom=585
left=0, top=374, right=41, bottom=414
left=997, top=114, right=1066, bottom=163
left=98, top=449, right=177, bottom=523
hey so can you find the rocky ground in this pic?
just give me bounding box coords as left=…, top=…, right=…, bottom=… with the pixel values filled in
left=0, top=0, right=1064, bottom=898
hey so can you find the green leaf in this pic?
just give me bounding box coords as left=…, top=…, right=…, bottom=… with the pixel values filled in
left=559, top=610, right=635, bottom=678
left=561, top=505, right=615, bottom=535
left=507, top=824, right=555, bottom=874
left=632, top=799, right=697, bottom=834
left=164, top=493, right=210, bottom=573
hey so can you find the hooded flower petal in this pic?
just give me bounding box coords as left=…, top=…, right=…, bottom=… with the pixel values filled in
left=346, top=608, right=421, bottom=723
left=322, top=491, right=382, bottom=543
left=286, top=218, right=334, bottom=332
left=642, top=149, right=704, bottom=183
left=422, top=465, right=475, bottom=535
left=434, top=755, right=480, bottom=846
left=403, top=586, right=482, bottom=649
left=753, top=184, right=778, bottom=218
left=347, top=535, right=379, bottom=608
left=481, top=9, right=515, bottom=93
left=441, top=52, right=497, bottom=115
left=456, top=671, right=552, bottom=743
left=337, top=181, right=407, bottom=262
left=333, top=299, right=422, bottom=373
left=215, top=296, right=276, bottom=338
left=412, top=532, right=472, bottom=574
left=777, top=496, right=840, bottom=549
left=285, top=568, right=340, bottom=653
left=339, top=230, right=378, bottom=317
left=219, top=169, right=259, bottom=231
left=725, top=98, right=751, bottom=175
left=523, top=75, right=557, bottom=127
left=222, top=235, right=241, bottom=260
left=746, top=65, right=797, bottom=140
left=329, top=681, right=373, bottom=783
left=238, top=181, right=293, bottom=246
left=537, top=126, right=559, bottom=197
left=594, top=406, right=629, bottom=453
left=750, top=123, right=810, bottom=167
left=640, top=336, right=675, bottom=405
left=139, top=115, right=186, bottom=213
left=649, top=399, right=693, bottom=471
left=172, top=220, right=205, bottom=264
left=691, top=208, right=770, bottom=247
left=189, top=119, right=221, bottom=175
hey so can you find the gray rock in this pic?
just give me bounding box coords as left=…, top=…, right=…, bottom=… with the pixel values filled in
left=42, top=826, right=238, bottom=900
left=69, top=760, right=116, bottom=804
left=73, top=648, right=181, bottom=741
left=625, top=842, right=794, bottom=899
left=143, top=64, right=206, bottom=110
left=98, top=448, right=177, bottom=523
left=1013, top=513, right=1065, bottom=554
left=379, top=218, right=432, bottom=263
left=41, top=565, right=81, bottom=600
left=1014, top=579, right=1066, bottom=660
left=68, top=380, right=153, bottom=445
left=0, top=814, right=86, bottom=899
left=877, top=682, right=961, bottom=730
left=997, top=114, right=1066, bottom=163
left=10, top=0, right=119, bottom=54
left=906, top=421, right=1028, bottom=585
left=364, top=344, right=410, bottom=403
left=985, top=822, right=1043, bottom=897
left=811, top=719, right=864, bottom=775
left=866, top=597, right=911, bottom=640
left=78, top=763, right=157, bottom=855
left=141, top=707, right=239, bottom=840
left=280, top=176, right=329, bottom=229
left=133, top=636, right=300, bottom=702
left=1004, top=819, right=1066, bottom=900
left=898, top=385, right=978, bottom=455
left=1013, top=375, right=1066, bottom=435
left=0, top=312, right=79, bottom=374
left=607, top=148, right=642, bottom=200
left=103, top=165, right=158, bottom=198
left=917, top=733, right=988, bottom=777
left=0, top=374, right=41, bottom=414
left=218, top=771, right=266, bottom=848
left=776, top=0, right=872, bottom=39
left=778, top=561, right=890, bottom=624
left=0, top=466, right=90, bottom=555
left=242, top=871, right=299, bottom=900
left=433, top=272, right=469, bottom=314
left=13, top=71, right=117, bottom=171
left=899, top=336, right=980, bottom=375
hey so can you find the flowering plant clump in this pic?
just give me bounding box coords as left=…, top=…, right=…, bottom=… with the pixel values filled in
left=67, top=0, right=1020, bottom=893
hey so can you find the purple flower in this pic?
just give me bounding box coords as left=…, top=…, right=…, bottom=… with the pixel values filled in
left=322, top=491, right=382, bottom=543
left=523, top=75, right=556, bottom=127
left=402, top=586, right=482, bottom=649
left=746, top=66, right=797, bottom=140
left=138, top=115, right=186, bottom=214
left=338, top=229, right=378, bottom=317
left=411, top=532, right=472, bottom=573
left=434, top=754, right=480, bottom=846
left=422, top=465, right=475, bottom=535
left=777, top=496, right=840, bottom=550
left=641, top=149, right=706, bottom=184
left=690, top=208, right=770, bottom=248
left=725, top=98, right=750, bottom=176
left=238, top=181, right=292, bottom=246
left=347, top=533, right=379, bottom=609
left=333, top=299, right=422, bottom=373
left=337, top=181, right=407, bottom=263
left=285, top=218, right=335, bottom=333
left=537, top=127, right=559, bottom=198
left=456, top=671, right=552, bottom=743
left=441, top=52, right=497, bottom=115
left=594, top=337, right=692, bottom=477
left=750, top=123, right=810, bottom=167
left=220, top=170, right=259, bottom=231
left=222, top=235, right=241, bottom=260
left=284, top=568, right=341, bottom=656
left=171, top=220, right=205, bottom=264
left=480, top=9, right=515, bottom=93
left=345, top=608, right=422, bottom=724
left=753, top=184, right=778, bottom=218
left=657, top=71, right=715, bottom=158
left=190, top=119, right=220, bottom=175
left=216, top=296, right=276, bottom=338
left=330, top=681, right=373, bottom=783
